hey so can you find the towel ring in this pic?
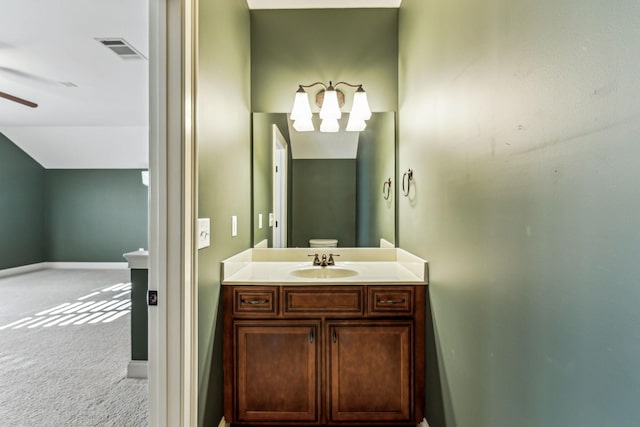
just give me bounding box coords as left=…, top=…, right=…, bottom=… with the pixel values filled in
left=382, top=178, right=392, bottom=200
left=402, top=169, right=413, bottom=197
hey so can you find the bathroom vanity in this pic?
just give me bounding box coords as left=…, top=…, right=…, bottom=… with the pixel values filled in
left=221, top=248, right=428, bottom=426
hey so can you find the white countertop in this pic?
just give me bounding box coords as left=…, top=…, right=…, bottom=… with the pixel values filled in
left=221, top=248, right=428, bottom=285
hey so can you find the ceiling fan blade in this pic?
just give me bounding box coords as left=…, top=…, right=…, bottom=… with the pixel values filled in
left=0, top=91, right=38, bottom=108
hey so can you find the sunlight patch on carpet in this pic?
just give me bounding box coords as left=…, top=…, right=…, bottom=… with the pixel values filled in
left=0, top=282, right=132, bottom=330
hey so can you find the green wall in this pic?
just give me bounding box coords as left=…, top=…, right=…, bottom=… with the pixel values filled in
left=356, top=112, right=396, bottom=247
left=45, top=169, right=148, bottom=262
left=1, top=136, right=145, bottom=268
left=291, top=159, right=356, bottom=248
left=197, top=0, right=251, bottom=425
left=251, top=8, right=398, bottom=113
left=0, top=132, right=45, bottom=269
left=399, top=0, right=640, bottom=425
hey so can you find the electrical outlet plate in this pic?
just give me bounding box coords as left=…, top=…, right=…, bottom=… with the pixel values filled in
left=232, top=215, right=238, bottom=237
left=198, top=218, right=210, bottom=249
left=269, top=213, right=274, bottom=227
left=258, top=213, right=263, bottom=229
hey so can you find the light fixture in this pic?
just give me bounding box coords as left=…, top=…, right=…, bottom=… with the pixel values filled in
left=350, top=86, right=372, bottom=120
left=293, top=117, right=314, bottom=132
left=290, top=81, right=371, bottom=132
left=290, top=86, right=313, bottom=121
left=319, top=82, right=342, bottom=120
left=346, top=116, right=366, bottom=132
left=320, top=118, right=340, bottom=133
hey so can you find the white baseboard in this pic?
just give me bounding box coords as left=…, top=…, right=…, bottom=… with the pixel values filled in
left=46, top=262, right=128, bottom=270
left=127, top=360, right=148, bottom=378
left=0, top=262, right=48, bottom=278
left=418, top=418, right=430, bottom=427
left=0, top=262, right=129, bottom=279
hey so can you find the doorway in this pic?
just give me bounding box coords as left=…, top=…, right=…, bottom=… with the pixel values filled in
left=272, top=125, right=289, bottom=248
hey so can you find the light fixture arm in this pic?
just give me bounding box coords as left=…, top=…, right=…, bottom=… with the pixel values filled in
left=297, top=81, right=328, bottom=90
left=333, top=81, right=363, bottom=90
left=297, top=81, right=365, bottom=91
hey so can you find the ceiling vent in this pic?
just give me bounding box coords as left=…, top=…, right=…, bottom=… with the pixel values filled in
left=96, top=38, right=146, bottom=60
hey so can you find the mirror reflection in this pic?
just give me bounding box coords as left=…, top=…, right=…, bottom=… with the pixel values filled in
left=252, top=112, right=396, bottom=248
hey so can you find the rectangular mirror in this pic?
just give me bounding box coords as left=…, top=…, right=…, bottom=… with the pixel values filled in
left=252, top=112, right=396, bottom=248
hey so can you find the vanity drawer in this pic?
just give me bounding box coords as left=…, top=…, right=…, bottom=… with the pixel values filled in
left=233, top=287, right=278, bottom=316
left=283, top=287, right=363, bottom=315
left=368, top=287, right=414, bottom=315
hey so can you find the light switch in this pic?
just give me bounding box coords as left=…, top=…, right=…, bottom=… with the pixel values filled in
left=258, top=213, right=263, bottom=229
left=231, top=215, right=238, bottom=237
left=198, top=218, right=210, bottom=249
left=269, top=213, right=274, bottom=227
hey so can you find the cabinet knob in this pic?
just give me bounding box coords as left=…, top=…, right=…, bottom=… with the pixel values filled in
left=309, top=329, right=314, bottom=343
left=332, top=330, right=337, bottom=343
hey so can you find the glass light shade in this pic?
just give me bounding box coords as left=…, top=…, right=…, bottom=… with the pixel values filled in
left=320, top=118, right=339, bottom=133
left=293, top=118, right=314, bottom=132
left=350, top=89, right=372, bottom=120
left=346, top=115, right=366, bottom=132
left=320, top=89, right=342, bottom=119
left=290, top=89, right=312, bottom=121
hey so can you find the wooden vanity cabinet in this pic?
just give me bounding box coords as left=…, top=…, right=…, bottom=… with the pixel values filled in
left=223, top=285, right=425, bottom=426
left=327, top=321, right=413, bottom=423
left=235, top=321, right=320, bottom=423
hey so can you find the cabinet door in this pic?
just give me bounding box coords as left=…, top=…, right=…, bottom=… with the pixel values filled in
left=327, top=322, right=412, bottom=423
left=235, top=321, right=320, bottom=423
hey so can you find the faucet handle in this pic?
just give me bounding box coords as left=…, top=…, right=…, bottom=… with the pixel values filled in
left=308, top=253, right=321, bottom=266
left=328, top=253, right=340, bottom=265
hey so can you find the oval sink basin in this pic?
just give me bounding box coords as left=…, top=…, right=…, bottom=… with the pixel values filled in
left=290, top=267, right=358, bottom=279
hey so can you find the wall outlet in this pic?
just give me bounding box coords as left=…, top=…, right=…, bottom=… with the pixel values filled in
left=269, top=213, right=274, bottom=227
left=258, top=213, right=263, bottom=229
left=231, top=215, right=238, bottom=237
left=198, top=218, right=210, bottom=249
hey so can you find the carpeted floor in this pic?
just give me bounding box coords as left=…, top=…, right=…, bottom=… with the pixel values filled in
left=0, top=269, right=148, bottom=427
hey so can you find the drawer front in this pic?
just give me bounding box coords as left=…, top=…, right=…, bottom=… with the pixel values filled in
left=233, top=287, right=278, bottom=316
left=283, top=287, right=363, bottom=315
left=368, top=287, right=414, bottom=315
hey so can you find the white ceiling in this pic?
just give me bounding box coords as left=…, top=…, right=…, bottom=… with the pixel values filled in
left=0, top=0, right=148, bottom=168
left=0, top=0, right=398, bottom=169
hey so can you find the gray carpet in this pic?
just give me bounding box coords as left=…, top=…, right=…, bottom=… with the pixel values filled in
left=0, top=269, right=148, bottom=427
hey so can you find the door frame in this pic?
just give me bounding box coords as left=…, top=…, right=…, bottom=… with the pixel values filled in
left=148, top=0, right=198, bottom=426
left=272, top=125, right=288, bottom=248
